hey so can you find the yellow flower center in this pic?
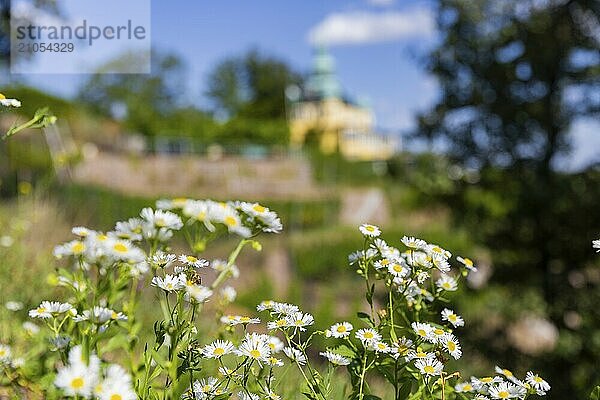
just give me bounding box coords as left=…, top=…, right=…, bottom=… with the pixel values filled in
left=203, top=385, right=211, bottom=392
left=72, top=242, right=85, bottom=254
left=197, top=211, right=206, bottom=221
left=110, top=395, right=123, bottom=400
left=481, top=377, right=493, bottom=383
left=336, top=326, right=347, bottom=333
left=447, top=341, right=456, bottom=351
left=213, top=347, right=225, bottom=356
left=98, top=234, right=108, bottom=241
left=0, top=350, right=5, bottom=357
left=463, top=258, right=473, bottom=266
left=434, top=329, right=444, bottom=335
left=276, top=319, right=286, bottom=326
left=70, top=377, right=85, bottom=389
left=250, top=349, right=261, bottom=358
left=365, top=226, right=375, bottom=232
left=534, top=376, right=543, bottom=383
left=111, top=311, right=118, bottom=319
left=155, top=218, right=166, bottom=227
left=463, top=384, right=472, bottom=391
left=113, top=243, right=128, bottom=253
left=253, top=204, right=266, bottom=213
left=240, top=317, right=251, bottom=322
left=364, top=332, right=374, bottom=339
left=498, top=391, right=509, bottom=399
left=416, top=351, right=427, bottom=358
left=37, top=307, right=46, bottom=314
left=424, top=365, right=435, bottom=374
left=503, top=369, right=513, bottom=377
left=448, top=315, right=457, bottom=322
left=224, top=216, right=237, bottom=227
left=443, top=283, right=452, bottom=289
left=393, top=264, right=403, bottom=272
left=0, top=94, right=5, bottom=99
left=418, top=329, right=427, bottom=337
left=186, top=255, right=197, bottom=263
left=381, top=259, right=389, bottom=265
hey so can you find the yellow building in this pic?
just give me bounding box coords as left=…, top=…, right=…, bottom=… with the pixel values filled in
left=288, top=47, right=397, bottom=160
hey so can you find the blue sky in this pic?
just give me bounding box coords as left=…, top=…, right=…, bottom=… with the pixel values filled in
left=7, top=0, right=599, bottom=169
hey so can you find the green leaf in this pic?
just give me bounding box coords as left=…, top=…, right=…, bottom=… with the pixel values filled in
left=590, top=386, right=600, bottom=400
left=357, top=311, right=373, bottom=325
left=331, top=344, right=356, bottom=358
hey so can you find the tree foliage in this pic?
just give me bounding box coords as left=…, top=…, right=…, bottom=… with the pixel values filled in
left=416, top=0, right=600, bottom=397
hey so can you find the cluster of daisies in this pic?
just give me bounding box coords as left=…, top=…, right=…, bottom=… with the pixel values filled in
left=351, top=224, right=550, bottom=397
left=354, top=224, right=477, bottom=307
left=156, top=198, right=282, bottom=237
left=54, top=346, right=135, bottom=400
left=454, top=367, right=550, bottom=399
left=0, top=343, right=23, bottom=370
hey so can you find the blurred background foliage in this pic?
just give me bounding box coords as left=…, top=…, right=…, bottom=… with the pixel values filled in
left=0, top=0, right=599, bottom=398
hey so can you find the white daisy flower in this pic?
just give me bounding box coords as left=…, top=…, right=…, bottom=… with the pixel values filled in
left=22, top=321, right=40, bottom=335
left=220, top=286, right=237, bottom=303
left=436, top=274, right=458, bottom=291
left=238, top=202, right=283, bottom=233
left=494, top=366, right=519, bottom=383
left=5, top=301, right=23, bottom=311
left=220, top=315, right=260, bottom=326
left=271, top=302, right=300, bottom=316
left=488, top=382, right=519, bottom=399
left=388, top=260, right=410, bottom=278
left=441, top=308, right=464, bottom=327
left=29, top=301, right=74, bottom=319
left=0, top=344, right=11, bottom=363
left=267, top=356, right=284, bottom=367
left=262, top=335, right=284, bottom=353
left=192, top=376, right=219, bottom=397
left=372, top=341, right=391, bottom=353
left=53, top=240, right=87, bottom=258
left=285, top=312, right=314, bottom=331
left=320, top=351, right=351, bottom=366
left=415, top=357, right=444, bottom=376
left=236, top=333, right=271, bottom=364
left=140, top=207, right=183, bottom=230
left=457, top=256, right=477, bottom=271
left=151, top=274, right=186, bottom=292
left=325, top=322, right=353, bottom=338
left=149, top=252, right=177, bottom=269
left=156, top=197, right=189, bottom=210
left=178, top=254, right=209, bottom=269
left=201, top=340, right=235, bottom=359
left=0, top=94, right=21, bottom=108
left=593, top=239, right=600, bottom=252
left=432, top=254, right=451, bottom=273
left=440, top=333, right=462, bottom=359
left=359, top=224, right=381, bottom=237
left=96, top=364, right=136, bottom=400
left=266, top=318, right=290, bottom=330
left=471, top=376, right=504, bottom=391
left=114, top=218, right=144, bottom=241
left=455, top=382, right=475, bottom=393
left=257, top=300, right=276, bottom=312
left=525, top=371, right=550, bottom=394
left=355, top=328, right=382, bottom=345
left=55, top=346, right=100, bottom=397
left=411, top=322, right=434, bottom=341
left=401, top=236, right=428, bottom=250
left=283, top=347, right=306, bottom=365
left=185, top=284, right=213, bottom=303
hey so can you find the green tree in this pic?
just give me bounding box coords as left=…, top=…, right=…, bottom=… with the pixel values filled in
left=206, top=49, right=302, bottom=120
left=415, top=0, right=600, bottom=397
left=77, top=51, right=187, bottom=137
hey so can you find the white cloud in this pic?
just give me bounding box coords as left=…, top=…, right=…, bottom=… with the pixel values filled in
left=367, top=0, right=396, bottom=7
left=308, top=8, right=435, bottom=46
